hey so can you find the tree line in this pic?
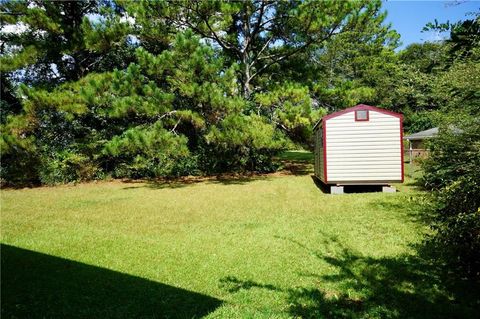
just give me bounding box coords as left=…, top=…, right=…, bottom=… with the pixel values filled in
left=0, top=0, right=478, bottom=184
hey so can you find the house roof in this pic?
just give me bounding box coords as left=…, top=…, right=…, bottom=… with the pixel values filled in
left=313, top=104, right=403, bottom=130
left=404, top=127, right=439, bottom=141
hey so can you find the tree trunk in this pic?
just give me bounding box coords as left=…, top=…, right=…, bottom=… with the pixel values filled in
left=241, top=3, right=252, bottom=99
left=243, top=61, right=252, bottom=99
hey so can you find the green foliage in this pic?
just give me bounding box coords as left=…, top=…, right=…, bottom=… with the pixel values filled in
left=0, top=0, right=136, bottom=87
left=424, top=16, right=480, bottom=59
left=421, top=119, right=480, bottom=277
left=314, top=80, right=378, bottom=110
left=406, top=20, right=480, bottom=277
left=0, top=115, right=39, bottom=186
left=422, top=120, right=480, bottom=191
left=82, top=7, right=132, bottom=53
left=1, top=0, right=478, bottom=188
left=389, top=65, right=438, bottom=111
left=304, top=20, right=399, bottom=110
left=398, top=42, right=448, bottom=73
left=0, top=76, right=22, bottom=124
left=125, top=0, right=392, bottom=97
left=118, top=0, right=174, bottom=54
left=404, top=110, right=441, bottom=133
left=255, top=83, right=325, bottom=145
left=103, top=123, right=190, bottom=178
left=203, top=114, right=287, bottom=172
left=433, top=55, right=480, bottom=115
left=0, top=1, right=97, bottom=85
left=38, top=151, right=100, bottom=185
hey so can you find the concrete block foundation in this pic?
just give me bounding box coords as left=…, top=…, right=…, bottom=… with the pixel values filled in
left=331, top=186, right=344, bottom=194
left=382, top=186, right=396, bottom=193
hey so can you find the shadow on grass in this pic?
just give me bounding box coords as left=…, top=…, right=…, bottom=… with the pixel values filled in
left=343, top=185, right=385, bottom=193
left=404, top=178, right=426, bottom=192
left=280, top=161, right=313, bottom=176
left=275, top=150, right=314, bottom=163
left=121, top=152, right=315, bottom=191
left=371, top=200, right=434, bottom=227
left=220, top=235, right=479, bottom=319
left=1, top=244, right=222, bottom=318
left=122, top=174, right=272, bottom=190
left=274, top=150, right=314, bottom=176
left=311, top=176, right=329, bottom=193
left=121, top=149, right=316, bottom=190
left=311, top=176, right=391, bottom=194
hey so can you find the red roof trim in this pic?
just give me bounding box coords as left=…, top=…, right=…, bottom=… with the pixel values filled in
left=322, top=104, right=403, bottom=122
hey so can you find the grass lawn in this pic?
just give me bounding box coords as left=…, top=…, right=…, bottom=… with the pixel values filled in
left=1, top=151, right=478, bottom=318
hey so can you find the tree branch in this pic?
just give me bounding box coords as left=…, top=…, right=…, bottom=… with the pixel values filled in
left=250, top=35, right=275, bottom=65
left=186, top=2, right=238, bottom=54
left=246, top=0, right=269, bottom=52
left=170, top=118, right=181, bottom=135
left=250, top=17, right=344, bottom=81
left=157, top=110, right=177, bottom=121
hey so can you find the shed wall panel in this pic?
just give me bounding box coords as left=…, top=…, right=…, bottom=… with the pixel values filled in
left=314, top=125, right=325, bottom=182
left=325, top=110, right=402, bottom=183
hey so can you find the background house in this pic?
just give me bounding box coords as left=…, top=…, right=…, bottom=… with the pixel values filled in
left=404, top=127, right=439, bottom=161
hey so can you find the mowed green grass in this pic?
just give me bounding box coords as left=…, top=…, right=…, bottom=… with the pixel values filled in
left=1, top=151, right=477, bottom=318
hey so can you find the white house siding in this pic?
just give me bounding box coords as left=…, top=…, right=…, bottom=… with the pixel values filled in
left=325, top=110, right=402, bottom=183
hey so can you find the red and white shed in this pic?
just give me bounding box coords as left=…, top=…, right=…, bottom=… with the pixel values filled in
left=314, top=104, right=404, bottom=187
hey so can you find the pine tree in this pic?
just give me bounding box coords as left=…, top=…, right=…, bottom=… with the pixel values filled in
left=126, top=0, right=390, bottom=98
left=0, top=0, right=134, bottom=86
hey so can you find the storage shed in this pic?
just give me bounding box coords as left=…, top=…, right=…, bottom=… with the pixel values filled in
left=313, top=104, right=403, bottom=192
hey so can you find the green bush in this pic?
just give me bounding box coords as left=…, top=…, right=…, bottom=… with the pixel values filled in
left=421, top=119, right=480, bottom=277
left=202, top=114, right=287, bottom=173
left=0, top=145, right=40, bottom=187
left=404, top=110, right=441, bottom=133
left=104, top=123, right=193, bottom=178
left=198, top=145, right=281, bottom=174
left=111, top=155, right=199, bottom=179
left=170, top=155, right=201, bottom=177
left=0, top=118, right=40, bottom=186
left=39, top=151, right=100, bottom=185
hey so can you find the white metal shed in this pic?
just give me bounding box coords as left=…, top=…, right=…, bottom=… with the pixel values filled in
left=313, top=104, right=404, bottom=188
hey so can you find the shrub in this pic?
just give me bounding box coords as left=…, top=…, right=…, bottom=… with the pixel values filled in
left=202, top=114, right=287, bottom=173
left=103, top=123, right=193, bottom=178
left=0, top=117, right=40, bottom=186
left=38, top=151, right=100, bottom=185
left=404, top=110, right=441, bottom=133
left=0, top=142, right=40, bottom=187
left=421, top=119, right=480, bottom=277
